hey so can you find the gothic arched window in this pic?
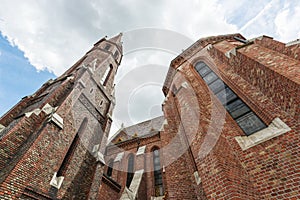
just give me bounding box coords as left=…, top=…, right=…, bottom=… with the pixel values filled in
left=107, top=159, right=113, bottom=177
left=113, top=50, right=119, bottom=60
left=100, top=64, right=113, bottom=86
left=57, top=117, right=88, bottom=177
left=153, top=148, right=164, bottom=196
left=126, top=154, right=134, bottom=188
left=194, top=61, right=266, bottom=135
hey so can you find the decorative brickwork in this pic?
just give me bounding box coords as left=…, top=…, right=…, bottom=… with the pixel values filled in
left=0, top=34, right=123, bottom=199
left=0, top=33, right=299, bottom=199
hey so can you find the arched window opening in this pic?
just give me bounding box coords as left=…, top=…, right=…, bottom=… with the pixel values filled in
left=153, top=149, right=164, bottom=196
left=57, top=117, right=88, bottom=177
left=100, top=64, right=113, bottom=86
left=194, top=61, right=266, bottom=135
left=104, top=44, right=111, bottom=51
left=126, top=154, right=134, bottom=188
left=107, top=159, right=113, bottom=177
left=113, top=50, right=119, bottom=60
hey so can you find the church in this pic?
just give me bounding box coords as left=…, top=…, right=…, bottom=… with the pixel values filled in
left=0, top=33, right=299, bottom=199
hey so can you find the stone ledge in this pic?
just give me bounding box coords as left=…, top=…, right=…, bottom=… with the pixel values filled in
left=92, top=144, right=105, bottom=164
left=0, top=124, right=5, bottom=133
left=235, top=117, right=291, bottom=151
left=136, top=145, right=146, bottom=156
left=193, top=171, right=201, bottom=185
left=225, top=48, right=236, bottom=58
left=49, top=113, right=64, bottom=129
left=286, top=39, right=300, bottom=47
left=50, top=172, right=64, bottom=189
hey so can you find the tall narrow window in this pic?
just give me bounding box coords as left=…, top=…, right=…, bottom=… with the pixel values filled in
left=126, top=154, right=134, bottom=188
left=113, top=50, right=119, bottom=60
left=194, top=61, right=266, bottom=135
left=153, top=149, right=164, bottom=196
left=57, top=117, right=88, bottom=176
left=100, top=64, right=113, bottom=86
left=107, top=159, right=113, bottom=177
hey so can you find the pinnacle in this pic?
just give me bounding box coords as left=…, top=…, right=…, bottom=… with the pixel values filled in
left=108, top=32, right=123, bottom=45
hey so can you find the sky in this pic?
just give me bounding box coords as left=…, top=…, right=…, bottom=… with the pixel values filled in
left=0, top=0, right=299, bottom=135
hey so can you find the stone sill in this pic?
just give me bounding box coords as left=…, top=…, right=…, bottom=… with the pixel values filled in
left=235, top=117, right=291, bottom=151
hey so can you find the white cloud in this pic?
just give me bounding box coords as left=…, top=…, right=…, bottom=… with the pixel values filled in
left=229, top=0, right=300, bottom=42
left=1, top=0, right=299, bottom=134
left=0, top=0, right=238, bottom=76
left=274, top=2, right=300, bottom=42
left=0, top=0, right=239, bottom=134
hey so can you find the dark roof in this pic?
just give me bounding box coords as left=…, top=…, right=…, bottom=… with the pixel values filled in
left=110, top=116, right=164, bottom=143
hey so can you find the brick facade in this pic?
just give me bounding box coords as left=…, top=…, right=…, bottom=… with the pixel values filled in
left=0, top=34, right=123, bottom=199
left=0, top=33, right=299, bottom=199
left=161, top=34, right=299, bottom=199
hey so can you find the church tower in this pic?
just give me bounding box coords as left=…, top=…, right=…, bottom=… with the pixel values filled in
left=0, top=33, right=122, bottom=199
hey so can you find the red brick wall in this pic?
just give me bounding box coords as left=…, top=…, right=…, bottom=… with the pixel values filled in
left=0, top=36, right=121, bottom=199
left=106, top=134, right=164, bottom=200
left=161, top=35, right=299, bottom=199
left=97, top=175, right=121, bottom=200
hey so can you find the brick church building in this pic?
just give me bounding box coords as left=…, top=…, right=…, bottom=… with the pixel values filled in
left=0, top=33, right=299, bottom=199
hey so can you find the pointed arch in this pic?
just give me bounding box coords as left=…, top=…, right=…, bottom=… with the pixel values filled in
left=107, top=159, right=114, bottom=177
left=126, top=153, right=135, bottom=187
left=57, top=117, right=88, bottom=177
left=152, top=148, right=164, bottom=196
left=194, top=61, right=266, bottom=135
left=100, top=64, right=113, bottom=86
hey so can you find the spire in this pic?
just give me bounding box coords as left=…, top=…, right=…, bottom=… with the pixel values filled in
left=108, top=32, right=123, bottom=44
left=107, top=33, right=123, bottom=54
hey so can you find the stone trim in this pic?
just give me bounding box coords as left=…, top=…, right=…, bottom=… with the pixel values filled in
left=24, top=103, right=55, bottom=117
left=49, top=113, right=64, bottom=129
left=235, top=117, right=291, bottom=151
left=0, top=124, right=5, bottom=133
left=92, top=144, right=105, bottom=164
left=286, top=39, right=300, bottom=47
left=193, top=171, right=201, bottom=185
left=95, top=151, right=105, bottom=164
left=136, top=145, right=146, bottom=156
left=50, top=172, right=64, bottom=189
left=225, top=48, right=236, bottom=58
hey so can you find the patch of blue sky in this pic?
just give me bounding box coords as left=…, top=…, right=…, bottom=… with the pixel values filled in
left=0, top=33, right=56, bottom=116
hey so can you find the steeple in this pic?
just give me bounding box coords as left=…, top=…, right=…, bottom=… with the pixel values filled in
left=108, top=32, right=123, bottom=56
left=0, top=34, right=123, bottom=199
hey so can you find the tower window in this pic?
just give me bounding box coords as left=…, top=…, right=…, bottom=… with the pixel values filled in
left=113, top=51, right=119, bottom=60
left=100, top=64, right=113, bottom=86
left=194, top=61, right=266, bottom=136
left=104, top=44, right=111, bottom=50
left=153, top=149, right=164, bottom=196
left=126, top=154, right=134, bottom=188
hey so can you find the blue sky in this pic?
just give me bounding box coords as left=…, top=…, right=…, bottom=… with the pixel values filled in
left=0, top=0, right=299, bottom=133
left=0, top=34, right=55, bottom=115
